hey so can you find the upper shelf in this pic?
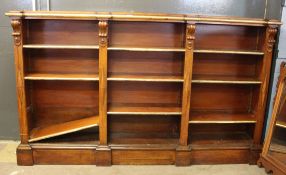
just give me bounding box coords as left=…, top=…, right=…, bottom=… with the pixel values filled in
left=194, top=49, right=264, bottom=55
left=25, top=73, right=99, bottom=81
left=23, top=44, right=99, bottom=49
left=276, top=121, right=286, bottom=129
left=108, top=47, right=185, bottom=52
left=6, top=11, right=282, bottom=26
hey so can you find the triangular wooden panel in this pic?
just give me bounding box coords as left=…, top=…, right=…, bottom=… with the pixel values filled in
left=29, top=116, right=99, bottom=142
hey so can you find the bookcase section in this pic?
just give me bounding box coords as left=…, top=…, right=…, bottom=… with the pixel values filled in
left=6, top=11, right=280, bottom=166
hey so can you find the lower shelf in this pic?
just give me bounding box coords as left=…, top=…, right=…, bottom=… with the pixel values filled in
left=109, top=132, right=179, bottom=146
left=276, top=120, right=286, bottom=128
left=29, top=116, right=99, bottom=142
left=189, top=131, right=252, bottom=149
left=189, top=111, right=256, bottom=124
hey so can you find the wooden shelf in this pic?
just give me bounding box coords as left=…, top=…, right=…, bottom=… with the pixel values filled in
left=192, top=75, right=261, bottom=84
left=25, top=73, right=99, bottom=81
left=110, top=133, right=179, bottom=145
left=30, top=132, right=99, bottom=146
left=108, top=46, right=185, bottom=52
left=194, top=49, right=264, bottom=55
left=189, top=132, right=252, bottom=149
left=276, top=121, right=286, bottom=129
left=29, top=116, right=99, bottom=142
left=189, top=112, right=256, bottom=124
left=23, top=44, right=99, bottom=49
left=108, top=105, right=182, bottom=115
left=107, top=75, right=183, bottom=82
left=269, top=139, right=286, bottom=154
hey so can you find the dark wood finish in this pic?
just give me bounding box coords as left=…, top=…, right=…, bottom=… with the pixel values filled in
left=191, top=149, right=250, bottom=164
left=112, top=150, right=176, bottom=165
left=195, top=24, right=263, bottom=51
left=26, top=49, right=99, bottom=75
left=30, top=81, right=99, bottom=128
left=17, top=144, right=34, bottom=166
left=27, top=20, right=99, bottom=45
left=33, top=149, right=96, bottom=165
left=29, top=116, right=99, bottom=142
left=258, top=63, right=286, bottom=175
left=190, top=111, right=255, bottom=123
left=11, top=19, right=30, bottom=144
left=98, top=20, right=108, bottom=146
left=7, top=11, right=280, bottom=166
left=191, top=84, right=254, bottom=112
left=109, top=22, right=185, bottom=48
left=254, top=26, right=278, bottom=144
left=180, top=24, right=195, bottom=147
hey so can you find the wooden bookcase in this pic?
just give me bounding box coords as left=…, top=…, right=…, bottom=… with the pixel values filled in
left=6, top=11, right=281, bottom=166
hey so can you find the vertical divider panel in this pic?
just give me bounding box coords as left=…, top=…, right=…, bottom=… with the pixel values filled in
left=253, top=25, right=278, bottom=144
left=12, top=18, right=34, bottom=165
left=11, top=19, right=29, bottom=144
left=179, top=23, right=196, bottom=146
left=98, top=20, right=108, bottom=145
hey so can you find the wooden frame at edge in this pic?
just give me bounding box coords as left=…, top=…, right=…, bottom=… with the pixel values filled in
left=258, top=62, right=286, bottom=175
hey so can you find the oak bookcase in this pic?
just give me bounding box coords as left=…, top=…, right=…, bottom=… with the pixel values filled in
left=6, top=11, right=281, bottom=166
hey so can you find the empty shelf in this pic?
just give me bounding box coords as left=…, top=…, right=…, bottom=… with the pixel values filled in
left=25, top=73, right=99, bottom=81
left=108, top=75, right=183, bottom=82
left=23, top=44, right=99, bottom=49
left=108, top=105, right=182, bottom=115
left=276, top=121, right=286, bottom=129
left=29, top=116, right=99, bottom=142
left=192, top=75, right=261, bottom=84
left=189, top=132, right=252, bottom=149
left=189, top=112, right=256, bottom=124
left=194, top=49, right=264, bottom=55
left=108, top=46, right=185, bottom=52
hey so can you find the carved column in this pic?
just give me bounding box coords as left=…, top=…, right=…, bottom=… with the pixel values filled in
left=176, top=23, right=196, bottom=166
left=11, top=18, right=33, bottom=166
left=96, top=20, right=111, bottom=166
left=251, top=25, right=278, bottom=164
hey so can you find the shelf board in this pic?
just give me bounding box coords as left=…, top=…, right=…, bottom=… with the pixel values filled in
left=107, top=75, right=183, bottom=82
left=29, top=116, right=99, bottom=142
left=108, top=105, right=182, bottom=115
left=276, top=121, right=286, bottom=129
left=189, top=112, right=256, bottom=124
left=110, top=133, right=179, bottom=146
left=189, top=132, right=252, bottom=149
left=194, top=49, right=264, bottom=55
left=192, top=75, right=262, bottom=84
left=25, top=73, right=99, bottom=81
left=108, top=46, right=185, bottom=52
left=30, top=132, right=99, bottom=147
left=269, top=139, right=286, bottom=154
left=23, top=44, right=99, bottom=49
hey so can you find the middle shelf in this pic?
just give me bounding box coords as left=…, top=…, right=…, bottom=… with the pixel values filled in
left=107, top=105, right=182, bottom=115
left=24, top=73, right=261, bottom=85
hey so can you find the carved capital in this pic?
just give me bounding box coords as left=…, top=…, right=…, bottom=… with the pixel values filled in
left=99, top=20, right=108, bottom=47
left=11, top=19, right=22, bottom=46
left=266, top=26, right=278, bottom=53
left=186, top=24, right=196, bottom=50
